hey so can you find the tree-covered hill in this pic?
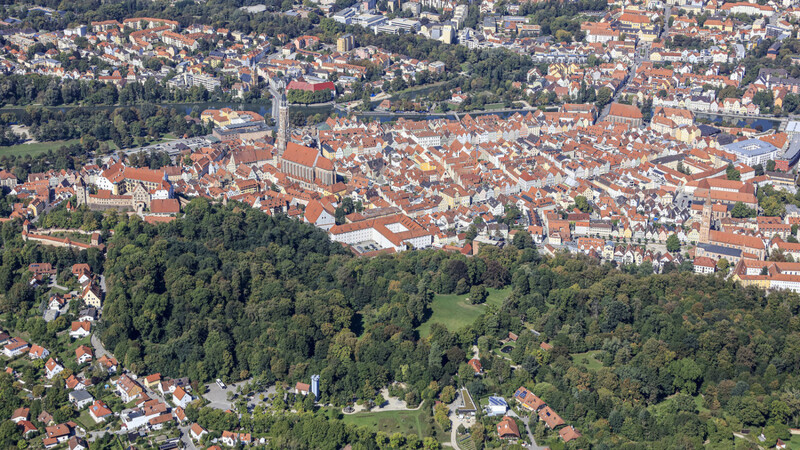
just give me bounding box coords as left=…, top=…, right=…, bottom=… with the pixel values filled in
left=100, top=198, right=519, bottom=405
left=8, top=197, right=800, bottom=448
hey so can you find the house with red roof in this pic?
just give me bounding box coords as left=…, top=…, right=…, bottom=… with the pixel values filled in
left=497, top=415, right=520, bottom=439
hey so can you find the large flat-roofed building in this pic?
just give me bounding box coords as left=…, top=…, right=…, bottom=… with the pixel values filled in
left=212, top=121, right=271, bottom=141
left=723, top=138, right=780, bottom=166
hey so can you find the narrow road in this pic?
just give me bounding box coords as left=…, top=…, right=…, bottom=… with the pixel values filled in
left=450, top=420, right=461, bottom=450
left=91, top=333, right=112, bottom=359
left=520, top=415, right=548, bottom=450
left=86, top=427, right=126, bottom=443
left=178, top=425, right=198, bottom=450
left=447, top=391, right=476, bottom=450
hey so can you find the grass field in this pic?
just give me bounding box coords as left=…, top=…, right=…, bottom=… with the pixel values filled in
left=0, top=139, right=83, bottom=157
left=0, top=133, right=177, bottom=159
left=76, top=409, right=98, bottom=431
left=571, top=350, right=605, bottom=371
left=340, top=409, right=448, bottom=442
left=417, top=287, right=511, bottom=337
left=784, top=433, right=800, bottom=449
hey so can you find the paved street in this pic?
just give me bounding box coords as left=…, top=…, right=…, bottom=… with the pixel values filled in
left=178, top=425, right=198, bottom=450
left=447, top=391, right=476, bottom=450
left=90, top=333, right=111, bottom=359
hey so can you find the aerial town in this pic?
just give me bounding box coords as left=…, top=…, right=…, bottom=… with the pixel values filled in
left=2, top=0, right=800, bottom=448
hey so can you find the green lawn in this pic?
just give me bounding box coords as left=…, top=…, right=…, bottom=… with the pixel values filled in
left=417, top=287, right=511, bottom=337
left=340, top=409, right=448, bottom=442
left=783, top=433, right=800, bottom=449
left=571, top=350, right=605, bottom=372
left=76, top=409, right=99, bottom=431
left=0, top=139, right=83, bottom=157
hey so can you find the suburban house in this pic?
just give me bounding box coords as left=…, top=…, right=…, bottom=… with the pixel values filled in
left=68, top=391, right=94, bottom=409
left=88, top=400, right=113, bottom=423
left=513, top=387, right=545, bottom=411
left=467, top=358, right=483, bottom=374
left=143, top=373, right=161, bottom=389
left=497, top=415, right=520, bottom=439
left=29, top=344, right=50, bottom=359
left=97, top=355, right=118, bottom=373
left=115, top=375, right=143, bottom=403
left=295, top=382, right=311, bottom=396
left=78, top=307, right=98, bottom=322
left=75, top=345, right=93, bottom=364
left=18, top=420, right=37, bottom=438
left=190, top=423, right=207, bottom=441
left=172, top=386, right=193, bottom=408
left=43, top=423, right=72, bottom=447
left=44, top=358, right=64, bottom=380
left=69, top=321, right=91, bottom=339
left=67, top=436, right=88, bottom=450
left=3, top=337, right=30, bottom=357
left=11, top=407, right=29, bottom=423
left=81, top=284, right=103, bottom=308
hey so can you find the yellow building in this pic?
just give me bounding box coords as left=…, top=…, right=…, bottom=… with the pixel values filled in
left=337, top=34, right=354, bottom=52
left=82, top=284, right=102, bottom=308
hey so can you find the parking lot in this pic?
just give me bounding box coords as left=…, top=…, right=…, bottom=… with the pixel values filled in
left=203, top=380, right=276, bottom=412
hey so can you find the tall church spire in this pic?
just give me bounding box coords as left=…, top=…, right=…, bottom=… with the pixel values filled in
left=699, top=189, right=712, bottom=244
left=276, top=90, right=289, bottom=164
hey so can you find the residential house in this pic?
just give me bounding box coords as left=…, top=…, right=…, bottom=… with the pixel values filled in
left=69, top=321, right=91, bottom=339
left=45, top=358, right=64, bottom=380
left=75, top=345, right=93, bottom=364
left=88, top=400, right=113, bottom=423
left=172, top=386, right=192, bottom=408
left=497, top=415, right=520, bottom=439
left=11, top=407, right=29, bottom=423
left=68, top=391, right=94, bottom=409
left=3, top=338, right=29, bottom=357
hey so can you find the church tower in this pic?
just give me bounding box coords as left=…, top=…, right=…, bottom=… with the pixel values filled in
left=699, top=190, right=712, bottom=244
left=74, top=177, right=88, bottom=207
left=276, top=90, right=289, bottom=163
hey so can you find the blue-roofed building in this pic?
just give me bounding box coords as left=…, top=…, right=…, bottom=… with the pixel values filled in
left=486, top=396, right=508, bottom=416
left=695, top=242, right=742, bottom=265
left=723, top=138, right=780, bottom=166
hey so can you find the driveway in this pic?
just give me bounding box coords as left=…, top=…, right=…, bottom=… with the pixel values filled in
left=519, top=414, right=548, bottom=450
left=447, top=391, right=476, bottom=450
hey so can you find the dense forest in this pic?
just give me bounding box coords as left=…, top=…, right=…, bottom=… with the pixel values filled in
left=0, top=74, right=253, bottom=107
left=96, top=197, right=515, bottom=405
left=1, top=103, right=209, bottom=149
left=1, top=197, right=800, bottom=448
left=95, top=201, right=800, bottom=448
left=287, top=88, right=334, bottom=104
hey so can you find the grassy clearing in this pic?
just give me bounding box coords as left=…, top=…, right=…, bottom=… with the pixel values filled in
left=0, top=139, right=83, bottom=157
left=340, top=409, right=448, bottom=442
left=76, top=409, right=98, bottom=430
left=784, top=433, right=800, bottom=449
left=571, top=350, right=605, bottom=372
left=417, top=287, right=511, bottom=337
